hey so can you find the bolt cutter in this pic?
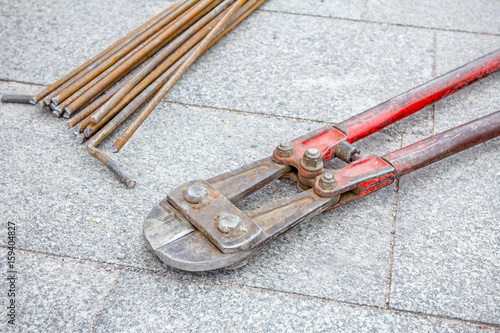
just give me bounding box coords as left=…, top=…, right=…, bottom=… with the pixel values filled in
left=144, top=49, right=500, bottom=271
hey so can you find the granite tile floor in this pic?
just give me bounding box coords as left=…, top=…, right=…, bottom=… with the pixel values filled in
left=0, top=0, right=499, bottom=332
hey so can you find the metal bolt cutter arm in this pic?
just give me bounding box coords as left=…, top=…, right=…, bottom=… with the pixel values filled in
left=144, top=49, right=500, bottom=272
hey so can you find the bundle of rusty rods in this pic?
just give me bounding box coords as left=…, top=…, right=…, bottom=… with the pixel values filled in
left=1, top=0, right=265, bottom=188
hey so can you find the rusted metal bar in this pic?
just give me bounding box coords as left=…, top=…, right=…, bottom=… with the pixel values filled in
left=90, top=0, right=233, bottom=124
left=112, top=0, right=249, bottom=152
left=30, top=1, right=185, bottom=105
left=383, top=110, right=500, bottom=176
left=66, top=79, right=129, bottom=124
left=51, top=0, right=205, bottom=106
left=336, top=48, right=500, bottom=143
left=66, top=0, right=222, bottom=119
left=1, top=94, right=33, bottom=104
left=87, top=0, right=265, bottom=188
left=84, top=51, right=190, bottom=138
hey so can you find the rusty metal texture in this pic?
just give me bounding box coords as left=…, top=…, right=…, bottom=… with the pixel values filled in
left=66, top=0, right=223, bottom=118
left=89, top=0, right=233, bottom=125
left=85, top=0, right=265, bottom=188
left=30, top=1, right=184, bottom=105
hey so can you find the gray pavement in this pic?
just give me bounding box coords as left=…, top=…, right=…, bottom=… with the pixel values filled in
left=0, top=0, right=499, bottom=332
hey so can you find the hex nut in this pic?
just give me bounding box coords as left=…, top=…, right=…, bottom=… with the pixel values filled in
left=301, top=148, right=323, bottom=171
left=275, top=142, right=293, bottom=158
left=319, top=172, right=337, bottom=190
left=184, top=185, right=209, bottom=204
left=217, top=214, right=243, bottom=234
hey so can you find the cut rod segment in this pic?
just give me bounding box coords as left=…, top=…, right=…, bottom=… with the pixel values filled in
left=337, top=48, right=500, bottom=143
left=1, top=94, right=33, bottom=104
left=383, top=110, right=500, bottom=176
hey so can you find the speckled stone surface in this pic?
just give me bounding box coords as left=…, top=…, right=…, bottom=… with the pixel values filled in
left=0, top=79, right=399, bottom=307
left=365, top=0, right=500, bottom=34
left=94, top=270, right=485, bottom=333
left=433, top=33, right=500, bottom=134
left=0, top=249, right=118, bottom=333
left=0, top=0, right=169, bottom=85
left=260, top=0, right=365, bottom=20
left=392, top=134, right=500, bottom=324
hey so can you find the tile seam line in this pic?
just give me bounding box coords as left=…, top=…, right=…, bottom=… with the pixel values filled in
left=88, top=271, right=122, bottom=333
left=257, top=9, right=500, bottom=37
left=0, top=78, right=410, bottom=139
left=383, top=133, right=403, bottom=308
left=2, top=246, right=499, bottom=331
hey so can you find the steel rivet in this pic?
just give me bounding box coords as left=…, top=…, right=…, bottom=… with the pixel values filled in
left=184, top=185, right=209, bottom=204
left=217, top=214, right=243, bottom=234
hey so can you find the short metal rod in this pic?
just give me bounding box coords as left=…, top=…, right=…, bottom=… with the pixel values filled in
left=1, top=94, right=33, bottom=104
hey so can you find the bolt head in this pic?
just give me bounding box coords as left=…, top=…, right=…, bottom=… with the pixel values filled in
left=217, top=214, right=243, bottom=234
left=319, top=172, right=337, bottom=190
left=276, top=142, right=293, bottom=157
left=302, top=148, right=323, bottom=170
left=184, top=185, right=208, bottom=204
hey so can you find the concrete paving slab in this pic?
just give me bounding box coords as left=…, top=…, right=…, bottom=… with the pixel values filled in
left=94, top=270, right=485, bottom=333
left=166, top=11, right=434, bottom=127
left=391, top=133, right=500, bottom=324
left=364, top=0, right=500, bottom=35
left=0, top=79, right=400, bottom=307
left=260, top=0, right=365, bottom=20
left=0, top=249, right=118, bottom=332
left=0, top=0, right=168, bottom=85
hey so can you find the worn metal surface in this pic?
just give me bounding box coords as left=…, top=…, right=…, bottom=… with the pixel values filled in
left=30, top=1, right=183, bottom=105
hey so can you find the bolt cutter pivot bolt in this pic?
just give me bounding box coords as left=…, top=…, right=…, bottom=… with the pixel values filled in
left=217, top=214, right=243, bottom=234
left=319, top=172, right=337, bottom=190
left=184, top=185, right=209, bottom=204
left=275, top=142, right=293, bottom=157
left=301, top=148, right=323, bottom=171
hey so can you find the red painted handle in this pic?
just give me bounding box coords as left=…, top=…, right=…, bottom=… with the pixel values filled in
left=336, top=49, right=500, bottom=143
left=382, top=110, right=500, bottom=176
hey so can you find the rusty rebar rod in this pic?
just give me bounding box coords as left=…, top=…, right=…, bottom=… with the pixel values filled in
left=90, top=0, right=233, bottom=124
left=86, top=2, right=244, bottom=137
left=31, top=1, right=185, bottom=105
left=112, top=0, right=247, bottom=152
left=51, top=0, right=204, bottom=106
